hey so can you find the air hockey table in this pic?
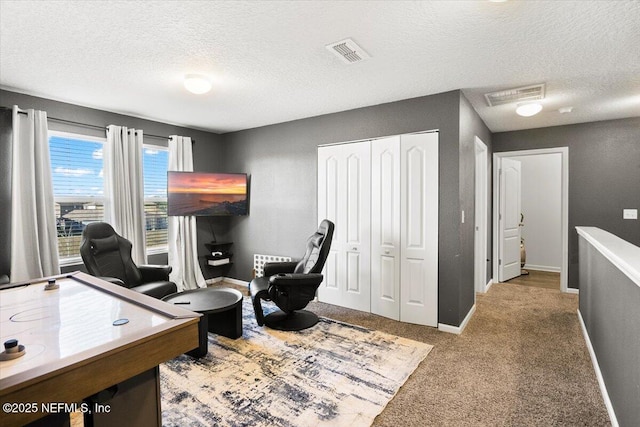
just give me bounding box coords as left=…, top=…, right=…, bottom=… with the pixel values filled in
left=0, top=272, right=201, bottom=427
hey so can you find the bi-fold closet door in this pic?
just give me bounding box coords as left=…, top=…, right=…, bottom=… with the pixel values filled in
left=317, top=141, right=371, bottom=312
left=317, top=131, right=438, bottom=327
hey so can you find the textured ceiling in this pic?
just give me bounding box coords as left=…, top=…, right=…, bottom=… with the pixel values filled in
left=1, top=0, right=639, bottom=134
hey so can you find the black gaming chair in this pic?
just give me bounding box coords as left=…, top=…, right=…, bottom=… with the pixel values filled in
left=248, top=219, right=335, bottom=331
left=80, top=222, right=177, bottom=299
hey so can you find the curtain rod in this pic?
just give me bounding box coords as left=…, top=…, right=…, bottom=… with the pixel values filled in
left=1, top=106, right=195, bottom=143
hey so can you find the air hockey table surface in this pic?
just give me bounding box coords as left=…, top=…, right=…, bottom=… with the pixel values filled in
left=0, top=271, right=200, bottom=427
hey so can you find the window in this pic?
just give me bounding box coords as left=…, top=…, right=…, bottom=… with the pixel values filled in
left=49, top=132, right=106, bottom=263
left=143, top=145, right=169, bottom=253
left=49, top=132, right=169, bottom=264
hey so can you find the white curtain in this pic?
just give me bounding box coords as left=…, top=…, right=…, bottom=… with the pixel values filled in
left=105, top=125, right=147, bottom=264
left=168, top=135, right=206, bottom=291
left=10, top=106, right=60, bottom=281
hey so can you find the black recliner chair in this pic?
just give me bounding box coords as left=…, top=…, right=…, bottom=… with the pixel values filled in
left=80, top=222, right=177, bottom=299
left=249, top=219, right=334, bottom=331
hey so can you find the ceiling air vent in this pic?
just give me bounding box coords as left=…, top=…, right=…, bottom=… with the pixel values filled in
left=326, top=38, right=370, bottom=64
left=484, top=84, right=546, bottom=107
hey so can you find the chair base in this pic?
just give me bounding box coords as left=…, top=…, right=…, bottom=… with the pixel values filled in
left=263, top=310, right=319, bottom=331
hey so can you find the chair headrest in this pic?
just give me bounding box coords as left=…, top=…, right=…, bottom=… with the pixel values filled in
left=293, top=219, right=335, bottom=274
left=317, top=219, right=332, bottom=236
left=310, top=233, right=324, bottom=248
left=90, top=235, right=119, bottom=255
left=83, top=222, right=118, bottom=239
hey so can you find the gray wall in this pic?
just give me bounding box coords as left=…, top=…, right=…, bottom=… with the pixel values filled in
left=221, top=90, right=483, bottom=326
left=0, top=108, right=12, bottom=277
left=459, top=94, right=493, bottom=320
left=493, top=117, right=640, bottom=288
left=0, top=89, right=226, bottom=276
left=578, top=233, right=639, bottom=426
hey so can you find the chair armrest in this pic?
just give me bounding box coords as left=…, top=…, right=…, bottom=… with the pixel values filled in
left=98, top=276, right=126, bottom=287
left=268, top=273, right=324, bottom=288
left=263, top=261, right=298, bottom=277
left=132, top=281, right=177, bottom=299
left=139, top=265, right=172, bottom=282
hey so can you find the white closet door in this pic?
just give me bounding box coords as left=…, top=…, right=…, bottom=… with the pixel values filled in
left=317, top=145, right=341, bottom=305
left=400, top=132, right=438, bottom=326
left=317, top=142, right=371, bottom=312
left=371, top=136, right=401, bottom=320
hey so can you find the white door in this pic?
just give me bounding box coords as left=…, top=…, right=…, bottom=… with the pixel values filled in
left=499, top=157, right=522, bottom=282
left=400, top=132, right=438, bottom=326
left=371, top=136, right=401, bottom=320
left=317, top=145, right=341, bottom=303
left=317, top=142, right=371, bottom=312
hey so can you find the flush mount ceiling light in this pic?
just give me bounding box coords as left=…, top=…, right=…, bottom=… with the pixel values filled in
left=184, top=74, right=212, bottom=94
left=516, top=103, right=543, bottom=117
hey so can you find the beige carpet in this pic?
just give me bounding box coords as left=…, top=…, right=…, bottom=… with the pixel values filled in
left=305, top=281, right=610, bottom=426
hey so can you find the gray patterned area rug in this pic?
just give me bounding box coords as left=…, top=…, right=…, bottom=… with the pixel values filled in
left=160, top=298, right=432, bottom=426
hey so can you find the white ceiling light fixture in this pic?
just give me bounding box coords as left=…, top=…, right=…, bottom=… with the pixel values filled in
left=559, top=106, right=574, bottom=114
left=184, top=74, right=212, bottom=94
left=516, top=103, right=543, bottom=117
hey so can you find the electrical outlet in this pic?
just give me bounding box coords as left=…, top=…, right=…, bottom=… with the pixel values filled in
left=623, top=209, right=638, bottom=220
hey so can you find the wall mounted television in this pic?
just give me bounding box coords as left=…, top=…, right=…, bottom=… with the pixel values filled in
left=167, top=171, right=248, bottom=216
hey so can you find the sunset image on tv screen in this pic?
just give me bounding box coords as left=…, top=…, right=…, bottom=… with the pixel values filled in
left=168, top=172, right=248, bottom=216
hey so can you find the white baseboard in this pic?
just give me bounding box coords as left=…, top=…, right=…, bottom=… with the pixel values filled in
left=524, top=264, right=561, bottom=273
left=577, top=309, right=618, bottom=427
left=205, top=277, right=224, bottom=286
left=221, top=276, right=248, bottom=287
left=438, top=304, right=476, bottom=335
left=566, top=287, right=579, bottom=294
left=477, top=279, right=493, bottom=294
left=485, top=279, right=493, bottom=293
left=206, top=276, right=248, bottom=287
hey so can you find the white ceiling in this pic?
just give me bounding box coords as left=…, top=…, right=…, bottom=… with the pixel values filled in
left=1, top=0, right=639, bottom=134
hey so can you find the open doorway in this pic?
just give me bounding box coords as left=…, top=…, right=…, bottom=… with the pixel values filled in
left=474, top=137, right=489, bottom=294
left=493, top=148, right=570, bottom=293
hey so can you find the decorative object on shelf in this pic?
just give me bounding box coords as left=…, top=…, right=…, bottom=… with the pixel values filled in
left=208, top=258, right=230, bottom=267
left=205, top=242, right=234, bottom=270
